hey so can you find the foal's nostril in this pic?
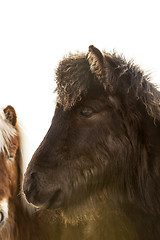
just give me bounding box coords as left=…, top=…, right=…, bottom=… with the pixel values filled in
left=23, top=185, right=36, bottom=204
left=23, top=187, right=30, bottom=198
left=23, top=172, right=39, bottom=204
left=30, top=172, right=37, bottom=179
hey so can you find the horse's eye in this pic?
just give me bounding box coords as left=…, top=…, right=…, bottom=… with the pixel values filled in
left=8, top=155, right=14, bottom=160
left=0, top=211, right=4, bottom=223
left=80, top=107, right=94, bottom=118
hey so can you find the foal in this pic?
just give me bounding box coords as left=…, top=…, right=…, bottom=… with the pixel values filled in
left=24, top=46, right=160, bottom=240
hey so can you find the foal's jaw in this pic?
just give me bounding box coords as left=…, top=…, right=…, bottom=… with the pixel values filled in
left=0, top=198, right=8, bottom=229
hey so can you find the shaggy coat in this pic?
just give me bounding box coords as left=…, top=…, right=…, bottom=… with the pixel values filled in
left=24, top=46, right=160, bottom=240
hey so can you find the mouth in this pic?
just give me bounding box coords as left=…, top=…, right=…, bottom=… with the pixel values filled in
left=43, top=189, right=63, bottom=210
left=24, top=185, right=64, bottom=210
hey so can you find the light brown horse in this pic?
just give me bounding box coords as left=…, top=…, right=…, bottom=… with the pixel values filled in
left=0, top=105, right=55, bottom=240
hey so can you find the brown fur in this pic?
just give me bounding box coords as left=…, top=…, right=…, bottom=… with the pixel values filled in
left=24, top=46, right=160, bottom=239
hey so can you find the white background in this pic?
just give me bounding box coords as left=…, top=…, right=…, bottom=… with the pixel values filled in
left=0, top=0, right=160, bottom=169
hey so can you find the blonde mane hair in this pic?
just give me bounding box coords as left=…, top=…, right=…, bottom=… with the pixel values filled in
left=0, top=109, right=17, bottom=155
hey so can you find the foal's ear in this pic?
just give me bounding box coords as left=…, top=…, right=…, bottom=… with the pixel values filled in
left=88, top=45, right=104, bottom=80
left=3, top=105, right=17, bottom=126
left=88, top=45, right=117, bottom=81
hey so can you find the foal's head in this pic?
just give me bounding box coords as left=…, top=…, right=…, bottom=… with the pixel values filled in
left=23, top=46, right=160, bottom=218
left=0, top=106, right=19, bottom=228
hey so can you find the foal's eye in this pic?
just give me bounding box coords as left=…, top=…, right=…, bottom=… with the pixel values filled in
left=79, top=107, right=94, bottom=118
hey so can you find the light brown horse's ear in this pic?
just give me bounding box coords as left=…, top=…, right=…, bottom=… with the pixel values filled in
left=87, top=45, right=104, bottom=80
left=3, top=105, right=17, bottom=126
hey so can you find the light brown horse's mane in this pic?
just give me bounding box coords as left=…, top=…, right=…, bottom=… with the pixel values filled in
left=0, top=109, right=17, bottom=155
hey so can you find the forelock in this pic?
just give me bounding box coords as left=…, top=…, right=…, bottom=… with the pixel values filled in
left=0, top=109, right=17, bottom=155
left=55, top=53, right=95, bottom=110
